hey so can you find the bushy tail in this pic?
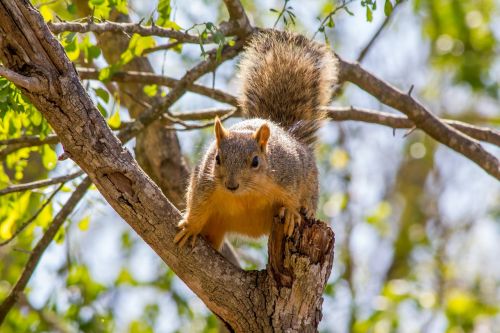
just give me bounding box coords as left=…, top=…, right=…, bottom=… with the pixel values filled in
left=238, top=30, right=338, bottom=146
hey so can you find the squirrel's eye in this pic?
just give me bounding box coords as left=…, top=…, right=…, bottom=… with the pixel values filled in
left=251, top=156, right=259, bottom=168
left=215, top=154, right=221, bottom=165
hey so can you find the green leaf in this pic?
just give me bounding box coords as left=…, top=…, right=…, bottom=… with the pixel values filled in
left=94, top=88, right=110, bottom=103
left=384, top=0, right=393, bottom=16
left=143, top=84, right=158, bottom=97
left=327, top=17, right=335, bottom=28
left=97, top=103, right=108, bottom=117
left=366, top=7, right=373, bottom=22
left=64, top=32, right=77, bottom=44
left=98, top=67, right=112, bottom=81
left=98, top=65, right=118, bottom=82
left=108, top=110, right=121, bottom=128
left=120, top=35, right=156, bottom=64
left=344, top=6, right=354, bottom=16
left=54, top=226, right=65, bottom=244
left=78, top=216, right=90, bottom=231
left=116, top=268, right=136, bottom=285
left=111, top=0, right=128, bottom=14
left=89, top=0, right=111, bottom=18
left=156, top=0, right=171, bottom=27
left=67, top=3, right=76, bottom=14
left=41, top=145, right=57, bottom=170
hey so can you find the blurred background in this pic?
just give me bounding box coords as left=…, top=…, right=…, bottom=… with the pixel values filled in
left=0, top=0, right=499, bottom=332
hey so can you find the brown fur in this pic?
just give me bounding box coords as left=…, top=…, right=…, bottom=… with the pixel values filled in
left=174, top=30, right=338, bottom=250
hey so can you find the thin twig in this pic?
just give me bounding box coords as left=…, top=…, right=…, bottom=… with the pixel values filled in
left=0, top=170, right=84, bottom=196
left=151, top=106, right=500, bottom=146
left=77, top=68, right=238, bottom=106
left=313, top=0, right=355, bottom=38
left=142, top=41, right=182, bottom=55
left=0, top=135, right=59, bottom=160
left=0, top=134, right=58, bottom=146
left=326, top=107, right=500, bottom=146
left=357, top=0, right=404, bottom=62
left=0, top=184, right=64, bottom=247
left=48, top=21, right=217, bottom=44
left=0, top=177, right=91, bottom=325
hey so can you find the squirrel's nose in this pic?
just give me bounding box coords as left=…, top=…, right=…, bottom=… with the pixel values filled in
left=225, top=182, right=239, bottom=191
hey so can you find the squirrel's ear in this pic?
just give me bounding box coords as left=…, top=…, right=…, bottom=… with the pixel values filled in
left=214, top=116, right=228, bottom=146
left=254, top=123, right=270, bottom=151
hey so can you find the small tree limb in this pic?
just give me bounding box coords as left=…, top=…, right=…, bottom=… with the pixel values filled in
left=77, top=68, right=238, bottom=106
left=0, top=134, right=59, bottom=160
left=338, top=58, right=500, bottom=179
left=0, top=65, right=45, bottom=92
left=164, top=106, right=500, bottom=147
left=47, top=21, right=215, bottom=43
left=0, top=170, right=84, bottom=196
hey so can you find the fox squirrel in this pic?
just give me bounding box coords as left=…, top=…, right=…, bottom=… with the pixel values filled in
left=174, top=30, right=338, bottom=250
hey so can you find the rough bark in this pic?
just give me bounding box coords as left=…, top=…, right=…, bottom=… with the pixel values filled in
left=0, top=0, right=334, bottom=331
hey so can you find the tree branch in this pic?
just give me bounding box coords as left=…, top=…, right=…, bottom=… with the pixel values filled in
left=0, top=65, right=44, bottom=92
left=77, top=68, right=238, bottom=106
left=167, top=106, right=500, bottom=146
left=221, top=0, right=252, bottom=36
left=327, top=107, right=500, bottom=146
left=0, top=134, right=59, bottom=160
left=0, top=177, right=91, bottom=324
left=0, top=134, right=58, bottom=146
left=47, top=21, right=215, bottom=44
left=0, top=170, right=84, bottom=196
left=338, top=57, right=500, bottom=179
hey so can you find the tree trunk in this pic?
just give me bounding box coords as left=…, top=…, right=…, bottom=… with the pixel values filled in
left=0, top=1, right=335, bottom=331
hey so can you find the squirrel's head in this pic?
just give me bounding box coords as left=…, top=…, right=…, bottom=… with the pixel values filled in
left=212, top=117, right=270, bottom=194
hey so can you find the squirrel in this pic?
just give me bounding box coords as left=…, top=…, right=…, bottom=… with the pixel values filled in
left=174, top=30, right=338, bottom=250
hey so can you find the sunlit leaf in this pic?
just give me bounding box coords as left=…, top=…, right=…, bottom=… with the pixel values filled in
left=384, top=0, right=394, bottom=16
left=78, top=215, right=90, bottom=231
left=107, top=110, right=121, bottom=129
left=41, top=145, right=57, bottom=170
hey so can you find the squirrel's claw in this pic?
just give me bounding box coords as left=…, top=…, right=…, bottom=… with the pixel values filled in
left=174, top=228, right=189, bottom=247
left=174, top=222, right=199, bottom=248
left=279, top=206, right=302, bottom=236
left=301, top=207, right=315, bottom=220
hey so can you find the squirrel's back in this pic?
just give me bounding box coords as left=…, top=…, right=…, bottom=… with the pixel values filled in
left=238, top=30, right=338, bottom=146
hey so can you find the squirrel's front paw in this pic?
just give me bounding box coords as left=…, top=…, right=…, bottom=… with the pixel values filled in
left=301, top=206, right=316, bottom=220
left=279, top=206, right=302, bottom=236
left=174, top=219, right=200, bottom=248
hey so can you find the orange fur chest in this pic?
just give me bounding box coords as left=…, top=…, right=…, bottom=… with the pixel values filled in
left=208, top=189, right=275, bottom=235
